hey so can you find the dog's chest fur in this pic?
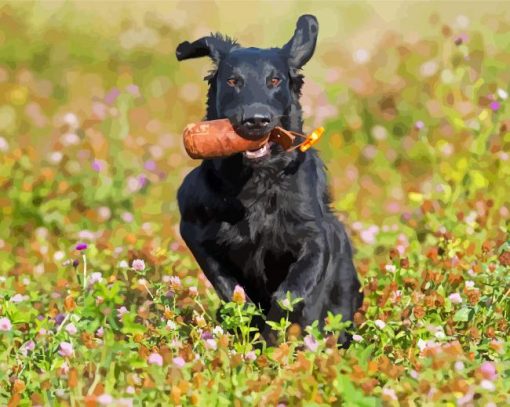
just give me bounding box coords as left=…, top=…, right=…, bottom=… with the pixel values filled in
left=214, top=158, right=301, bottom=298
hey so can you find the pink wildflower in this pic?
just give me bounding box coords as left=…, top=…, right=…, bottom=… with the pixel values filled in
left=449, top=293, right=462, bottom=304
left=132, top=259, right=145, bottom=271
left=480, top=361, right=497, bottom=380
left=117, top=306, right=128, bottom=320
left=304, top=335, right=319, bottom=352
left=65, top=323, right=77, bottom=335
left=244, top=351, right=257, bottom=361
left=204, top=338, right=217, bottom=350
left=148, top=352, right=163, bottom=366
left=97, top=394, right=114, bottom=405
left=58, top=342, right=74, bottom=357
left=60, top=361, right=70, bottom=375
left=173, top=356, right=186, bottom=368
left=0, top=317, right=12, bottom=332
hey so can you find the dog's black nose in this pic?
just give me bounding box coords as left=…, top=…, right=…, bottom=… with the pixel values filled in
left=242, top=114, right=271, bottom=129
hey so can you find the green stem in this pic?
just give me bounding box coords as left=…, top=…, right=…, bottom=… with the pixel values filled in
left=141, top=281, right=154, bottom=300
left=56, top=313, right=71, bottom=333
left=82, top=254, right=87, bottom=290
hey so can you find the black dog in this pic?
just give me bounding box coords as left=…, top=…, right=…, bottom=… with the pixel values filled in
left=176, top=15, right=363, bottom=345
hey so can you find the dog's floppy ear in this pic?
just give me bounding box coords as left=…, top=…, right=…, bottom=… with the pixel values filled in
left=176, top=34, right=239, bottom=63
left=282, top=15, right=319, bottom=69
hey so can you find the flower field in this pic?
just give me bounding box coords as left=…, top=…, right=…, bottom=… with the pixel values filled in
left=0, top=2, right=509, bottom=406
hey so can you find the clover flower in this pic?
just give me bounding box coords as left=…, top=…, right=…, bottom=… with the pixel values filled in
left=132, top=259, right=145, bottom=271
left=213, top=326, right=224, bottom=336
left=244, top=351, right=257, bottom=361
left=204, top=338, right=217, bottom=351
left=58, top=342, right=74, bottom=357
left=117, top=306, right=128, bottom=320
left=10, top=294, right=26, bottom=303
left=148, top=352, right=163, bottom=367
left=88, top=272, right=103, bottom=286
left=188, top=286, right=198, bottom=297
left=375, top=319, right=386, bottom=329
left=480, top=361, right=497, bottom=381
left=304, top=335, right=319, bottom=352
left=65, top=323, right=77, bottom=335
left=97, top=394, right=114, bottom=405
left=59, top=362, right=70, bottom=375
left=172, top=356, right=186, bottom=368
left=232, top=285, right=246, bottom=304
left=169, top=276, right=182, bottom=291
left=449, top=293, right=462, bottom=304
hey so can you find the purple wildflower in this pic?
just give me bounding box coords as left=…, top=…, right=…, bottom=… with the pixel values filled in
left=75, top=243, right=88, bottom=251
left=201, top=331, right=213, bottom=340
left=104, top=88, right=120, bottom=105
left=489, top=101, right=501, bottom=111
left=92, top=159, right=103, bottom=172
left=144, top=160, right=156, bottom=171
left=138, top=174, right=148, bottom=188
left=54, top=313, right=66, bottom=327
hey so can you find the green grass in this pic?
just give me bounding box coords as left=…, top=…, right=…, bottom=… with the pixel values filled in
left=0, top=2, right=509, bottom=406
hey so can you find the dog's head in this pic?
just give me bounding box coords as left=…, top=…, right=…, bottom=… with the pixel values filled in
left=176, top=15, right=318, bottom=140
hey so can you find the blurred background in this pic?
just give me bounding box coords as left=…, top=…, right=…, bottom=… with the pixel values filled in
left=0, top=0, right=509, bottom=279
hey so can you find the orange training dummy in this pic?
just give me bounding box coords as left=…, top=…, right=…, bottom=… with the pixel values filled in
left=182, top=118, right=323, bottom=159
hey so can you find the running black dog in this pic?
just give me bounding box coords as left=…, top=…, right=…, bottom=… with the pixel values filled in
left=176, top=15, right=363, bottom=345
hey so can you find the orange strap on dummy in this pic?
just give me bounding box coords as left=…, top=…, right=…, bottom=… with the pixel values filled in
left=296, top=127, right=324, bottom=152
left=269, top=127, right=325, bottom=152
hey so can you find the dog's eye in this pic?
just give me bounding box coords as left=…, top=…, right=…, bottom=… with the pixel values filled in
left=227, top=78, right=239, bottom=87
left=269, top=77, right=281, bottom=87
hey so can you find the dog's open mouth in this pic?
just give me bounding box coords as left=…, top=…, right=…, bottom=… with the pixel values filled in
left=243, top=142, right=273, bottom=159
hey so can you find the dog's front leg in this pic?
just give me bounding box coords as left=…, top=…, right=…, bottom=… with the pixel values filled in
left=262, top=238, right=327, bottom=343
left=180, top=221, right=241, bottom=302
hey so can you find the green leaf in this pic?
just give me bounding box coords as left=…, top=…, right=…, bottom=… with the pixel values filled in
left=453, top=307, right=471, bottom=322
